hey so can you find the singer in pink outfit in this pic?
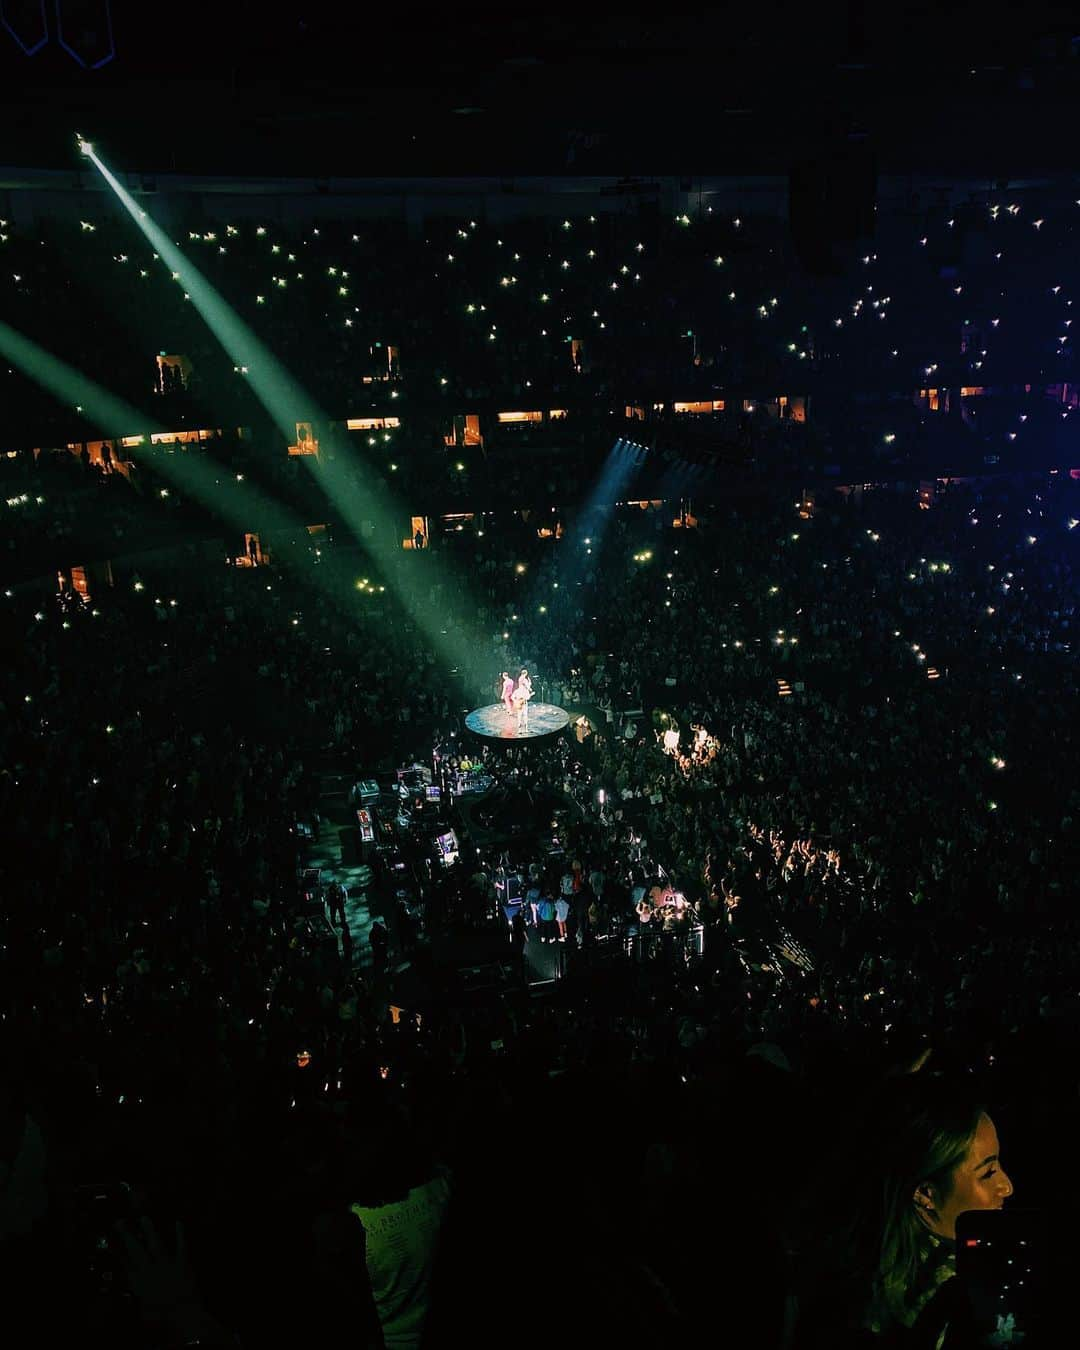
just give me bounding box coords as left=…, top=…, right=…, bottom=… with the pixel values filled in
left=500, top=671, right=515, bottom=715
left=512, top=668, right=533, bottom=729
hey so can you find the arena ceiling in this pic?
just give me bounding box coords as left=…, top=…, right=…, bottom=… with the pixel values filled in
left=2, top=4, right=1080, bottom=177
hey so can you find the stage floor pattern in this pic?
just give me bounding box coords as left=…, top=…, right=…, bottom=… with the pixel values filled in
left=464, top=701, right=570, bottom=741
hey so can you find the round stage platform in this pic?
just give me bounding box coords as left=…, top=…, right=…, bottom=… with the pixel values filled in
left=464, top=701, right=570, bottom=742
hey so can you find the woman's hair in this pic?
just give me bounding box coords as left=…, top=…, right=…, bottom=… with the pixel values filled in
left=871, top=1075, right=984, bottom=1321
left=793, top=1074, right=985, bottom=1330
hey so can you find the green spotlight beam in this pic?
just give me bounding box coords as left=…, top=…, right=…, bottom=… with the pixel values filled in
left=2, top=321, right=461, bottom=648
left=0, top=318, right=301, bottom=540
left=83, top=145, right=318, bottom=435
left=1, top=320, right=148, bottom=439
left=83, top=140, right=484, bottom=686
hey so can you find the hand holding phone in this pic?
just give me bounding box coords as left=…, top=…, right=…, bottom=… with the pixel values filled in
left=116, top=1215, right=199, bottom=1315
left=75, top=1180, right=134, bottom=1291
left=955, top=1209, right=1047, bottom=1348
left=117, top=1214, right=230, bottom=1344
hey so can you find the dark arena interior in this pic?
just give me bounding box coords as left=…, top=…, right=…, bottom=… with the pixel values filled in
left=3, top=6, right=1080, bottom=1347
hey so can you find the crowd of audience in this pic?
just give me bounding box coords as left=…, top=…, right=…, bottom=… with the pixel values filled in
left=5, top=181, right=1080, bottom=489
left=3, top=458, right=1077, bottom=1345
left=2, top=182, right=1079, bottom=1348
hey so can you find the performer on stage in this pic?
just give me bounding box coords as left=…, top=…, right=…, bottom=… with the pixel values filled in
left=500, top=671, right=515, bottom=716
left=512, top=667, right=534, bottom=729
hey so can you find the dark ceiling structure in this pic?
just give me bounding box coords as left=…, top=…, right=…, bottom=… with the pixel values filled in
left=3, top=3, right=1080, bottom=177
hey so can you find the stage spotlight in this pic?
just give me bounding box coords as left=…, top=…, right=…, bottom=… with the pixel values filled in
left=85, top=142, right=486, bottom=692
left=75, top=134, right=93, bottom=156
left=0, top=320, right=313, bottom=571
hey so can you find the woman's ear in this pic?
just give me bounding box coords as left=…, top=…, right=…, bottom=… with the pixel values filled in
left=913, top=1181, right=938, bottom=1215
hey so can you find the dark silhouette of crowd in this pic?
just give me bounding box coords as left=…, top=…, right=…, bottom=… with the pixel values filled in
left=2, top=183, right=1079, bottom=1348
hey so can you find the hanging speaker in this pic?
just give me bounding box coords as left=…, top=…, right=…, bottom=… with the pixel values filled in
left=1, top=0, right=48, bottom=55
left=789, top=131, right=877, bottom=276
left=55, top=0, right=114, bottom=68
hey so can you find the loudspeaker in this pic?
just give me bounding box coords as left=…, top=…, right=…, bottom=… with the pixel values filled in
left=789, top=133, right=877, bottom=275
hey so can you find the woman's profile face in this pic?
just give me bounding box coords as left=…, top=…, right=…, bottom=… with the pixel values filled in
left=924, top=1113, right=1014, bottom=1239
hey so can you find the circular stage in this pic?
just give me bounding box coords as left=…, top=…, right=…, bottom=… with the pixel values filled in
left=464, top=701, right=570, bottom=742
